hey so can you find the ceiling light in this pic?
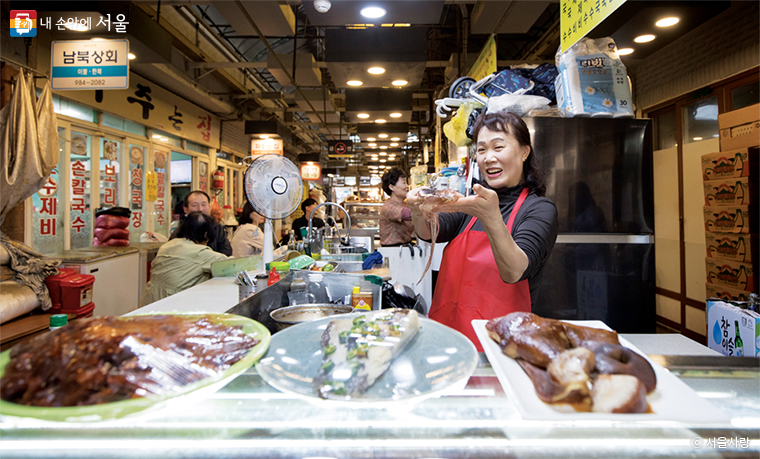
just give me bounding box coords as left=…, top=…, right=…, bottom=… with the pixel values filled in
left=152, top=134, right=161, bottom=139
left=389, top=155, right=396, bottom=159
left=360, top=6, right=386, bottom=19
left=379, top=152, right=387, bottom=155
left=380, top=146, right=387, bottom=150
left=92, top=38, right=104, bottom=41
left=391, top=80, right=408, bottom=87
left=314, top=0, right=332, bottom=13
left=327, top=173, right=334, bottom=177
left=368, top=67, right=386, bottom=75
left=367, top=137, right=376, bottom=141
left=634, top=34, right=656, bottom=43
left=693, top=137, right=703, bottom=141
left=617, top=48, right=634, bottom=56
left=371, top=146, right=377, bottom=149
left=391, top=137, right=400, bottom=141
left=378, top=134, right=388, bottom=138
left=380, top=159, right=387, bottom=163
left=389, top=112, right=402, bottom=118
left=656, top=17, right=680, bottom=27
left=390, top=143, right=398, bottom=147
left=357, top=113, right=370, bottom=119
left=368, top=143, right=377, bottom=147
left=375, top=119, right=387, bottom=124
left=260, top=135, right=269, bottom=139
left=64, top=21, right=89, bottom=32
left=128, top=53, right=136, bottom=60
left=347, top=80, right=363, bottom=87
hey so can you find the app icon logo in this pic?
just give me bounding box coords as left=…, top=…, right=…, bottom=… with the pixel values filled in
left=11, top=10, right=37, bottom=37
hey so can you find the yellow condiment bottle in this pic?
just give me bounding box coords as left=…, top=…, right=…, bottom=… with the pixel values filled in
left=352, top=286, right=372, bottom=311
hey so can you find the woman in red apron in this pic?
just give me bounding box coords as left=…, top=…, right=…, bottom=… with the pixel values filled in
left=408, top=112, right=558, bottom=350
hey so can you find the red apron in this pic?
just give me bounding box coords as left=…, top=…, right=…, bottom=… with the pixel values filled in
left=429, top=187, right=531, bottom=351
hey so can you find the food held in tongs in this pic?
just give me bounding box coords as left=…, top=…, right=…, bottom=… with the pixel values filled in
left=416, top=187, right=464, bottom=284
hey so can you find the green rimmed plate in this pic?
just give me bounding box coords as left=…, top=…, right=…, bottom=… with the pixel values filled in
left=0, top=312, right=270, bottom=422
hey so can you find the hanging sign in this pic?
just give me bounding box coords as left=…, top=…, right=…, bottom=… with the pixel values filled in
left=560, top=0, right=626, bottom=53
left=145, top=170, right=157, bottom=202
left=468, top=34, right=497, bottom=82
left=300, top=162, right=321, bottom=181
left=51, top=39, right=129, bottom=90
left=251, top=138, right=283, bottom=156
left=328, top=140, right=353, bottom=156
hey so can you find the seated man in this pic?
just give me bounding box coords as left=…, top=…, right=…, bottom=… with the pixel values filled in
left=291, top=198, right=324, bottom=241
left=170, top=190, right=232, bottom=256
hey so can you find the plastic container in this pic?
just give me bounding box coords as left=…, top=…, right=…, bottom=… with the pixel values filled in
left=352, top=285, right=373, bottom=311
left=44, top=268, right=78, bottom=308
left=60, top=273, right=95, bottom=309
left=49, top=314, right=68, bottom=330
left=307, top=273, right=331, bottom=303
left=267, top=261, right=291, bottom=275
left=267, top=268, right=281, bottom=286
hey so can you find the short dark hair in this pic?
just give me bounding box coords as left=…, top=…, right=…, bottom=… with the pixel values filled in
left=471, top=111, right=546, bottom=196
left=301, top=198, right=318, bottom=213
left=381, top=167, right=406, bottom=196
left=176, top=211, right=216, bottom=244
left=183, top=190, right=211, bottom=208
left=239, top=202, right=256, bottom=225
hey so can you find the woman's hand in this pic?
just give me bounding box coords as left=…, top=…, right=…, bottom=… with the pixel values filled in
left=435, top=184, right=501, bottom=225
left=406, top=187, right=428, bottom=210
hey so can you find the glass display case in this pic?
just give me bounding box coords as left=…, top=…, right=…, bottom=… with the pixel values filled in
left=1, top=351, right=758, bottom=458
left=345, top=202, right=383, bottom=230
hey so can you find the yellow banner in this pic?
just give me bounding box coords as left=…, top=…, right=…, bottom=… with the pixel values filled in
left=145, top=171, right=157, bottom=202
left=468, top=35, right=497, bottom=82
left=560, top=0, right=626, bottom=53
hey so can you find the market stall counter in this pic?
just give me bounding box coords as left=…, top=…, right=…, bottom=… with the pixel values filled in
left=1, top=275, right=758, bottom=458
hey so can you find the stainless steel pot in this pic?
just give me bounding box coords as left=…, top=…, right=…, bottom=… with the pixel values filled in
left=270, top=304, right=353, bottom=331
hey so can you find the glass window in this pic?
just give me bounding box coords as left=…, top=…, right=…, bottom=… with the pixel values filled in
left=682, top=96, right=719, bottom=144
left=198, top=160, right=209, bottom=193
left=100, top=138, right=120, bottom=207
left=70, top=132, right=92, bottom=249
left=186, top=141, right=208, bottom=154
left=215, top=166, right=226, bottom=206
left=128, top=144, right=146, bottom=242
left=153, top=149, right=170, bottom=237
left=32, top=127, right=65, bottom=254
left=102, top=113, right=147, bottom=137
left=152, top=130, right=181, bottom=147
left=53, top=96, right=97, bottom=124
left=654, top=111, right=677, bottom=150
left=731, top=81, right=759, bottom=110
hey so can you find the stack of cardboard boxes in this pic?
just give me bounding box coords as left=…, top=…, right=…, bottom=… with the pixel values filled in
left=702, top=104, right=759, bottom=302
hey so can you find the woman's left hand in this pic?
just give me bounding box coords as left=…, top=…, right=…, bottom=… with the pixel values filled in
left=435, top=184, right=501, bottom=225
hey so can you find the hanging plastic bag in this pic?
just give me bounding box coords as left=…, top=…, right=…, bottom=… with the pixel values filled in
left=443, top=100, right=481, bottom=146
left=486, top=94, right=551, bottom=117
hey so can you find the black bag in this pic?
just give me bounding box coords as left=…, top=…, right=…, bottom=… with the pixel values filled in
left=381, top=282, right=425, bottom=314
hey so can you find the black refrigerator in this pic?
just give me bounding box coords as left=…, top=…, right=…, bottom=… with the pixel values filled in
left=523, top=117, right=656, bottom=333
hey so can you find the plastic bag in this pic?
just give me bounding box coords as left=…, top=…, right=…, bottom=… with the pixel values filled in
left=443, top=100, right=482, bottom=146
left=381, top=281, right=425, bottom=314
left=486, top=94, right=551, bottom=117
left=140, top=231, right=169, bottom=243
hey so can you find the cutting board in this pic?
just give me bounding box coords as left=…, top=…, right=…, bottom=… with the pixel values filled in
left=211, top=256, right=263, bottom=278
left=357, top=267, right=391, bottom=281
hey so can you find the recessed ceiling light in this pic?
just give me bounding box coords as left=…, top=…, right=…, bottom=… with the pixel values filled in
left=347, top=80, right=363, bottom=86
left=372, top=146, right=377, bottom=149
left=327, top=174, right=334, bottom=177
left=378, top=134, right=388, bottom=138
left=617, top=48, right=634, bottom=56
left=368, top=143, right=377, bottom=147
left=128, top=53, right=136, bottom=60
left=391, top=137, right=400, bottom=141
left=634, top=34, right=656, bottom=43
left=656, top=17, right=680, bottom=27
left=390, top=143, right=398, bottom=147
left=380, top=146, right=388, bottom=150
left=92, top=38, right=104, bottom=41
left=380, top=159, right=387, bottom=163
left=260, top=135, right=269, bottom=139
left=693, top=137, right=703, bottom=141
left=357, top=113, right=370, bottom=119
left=379, top=152, right=387, bottom=155
left=391, top=80, right=408, bottom=87
left=375, top=119, right=387, bottom=124
left=152, top=134, right=162, bottom=139
left=368, top=67, right=386, bottom=75
left=360, top=6, right=386, bottom=19
left=64, top=21, right=89, bottom=32
left=389, top=112, right=402, bottom=118
left=367, top=137, right=376, bottom=141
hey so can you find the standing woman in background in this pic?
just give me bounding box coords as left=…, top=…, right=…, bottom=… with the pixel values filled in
left=379, top=167, right=414, bottom=247
left=407, top=111, right=558, bottom=349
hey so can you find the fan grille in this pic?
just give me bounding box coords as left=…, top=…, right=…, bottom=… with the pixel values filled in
left=244, top=155, right=303, bottom=219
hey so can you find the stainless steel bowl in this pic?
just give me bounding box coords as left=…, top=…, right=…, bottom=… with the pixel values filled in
left=270, top=304, right=353, bottom=331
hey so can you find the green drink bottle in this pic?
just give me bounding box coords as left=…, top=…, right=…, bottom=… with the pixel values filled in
left=734, top=320, right=744, bottom=357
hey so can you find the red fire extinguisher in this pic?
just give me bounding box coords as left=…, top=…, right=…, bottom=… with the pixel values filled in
left=212, top=170, right=225, bottom=189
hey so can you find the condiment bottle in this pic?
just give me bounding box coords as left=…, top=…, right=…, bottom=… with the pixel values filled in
left=306, top=273, right=330, bottom=303
left=49, top=314, right=67, bottom=331
left=267, top=267, right=281, bottom=286
left=352, top=285, right=372, bottom=311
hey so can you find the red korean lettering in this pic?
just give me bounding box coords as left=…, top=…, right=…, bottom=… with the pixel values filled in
left=104, top=188, right=116, bottom=206
left=104, top=165, right=117, bottom=182
left=72, top=178, right=86, bottom=196
left=40, top=218, right=57, bottom=236
left=40, top=197, right=57, bottom=215
left=71, top=161, right=86, bottom=177
left=156, top=213, right=165, bottom=225
left=71, top=197, right=86, bottom=213
left=71, top=216, right=86, bottom=233
left=132, top=211, right=142, bottom=228
left=131, top=190, right=142, bottom=207
left=131, top=168, right=142, bottom=186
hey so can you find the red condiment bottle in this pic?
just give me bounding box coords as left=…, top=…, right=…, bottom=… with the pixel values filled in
left=267, top=267, right=280, bottom=286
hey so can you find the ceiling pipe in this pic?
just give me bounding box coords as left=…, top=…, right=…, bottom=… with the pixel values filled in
left=234, top=0, right=334, bottom=140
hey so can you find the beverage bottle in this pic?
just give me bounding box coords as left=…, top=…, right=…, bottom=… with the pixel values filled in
left=49, top=314, right=67, bottom=331
left=306, top=273, right=330, bottom=303
left=734, top=320, right=744, bottom=357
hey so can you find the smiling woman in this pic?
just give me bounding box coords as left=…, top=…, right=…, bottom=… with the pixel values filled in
left=407, top=111, right=559, bottom=350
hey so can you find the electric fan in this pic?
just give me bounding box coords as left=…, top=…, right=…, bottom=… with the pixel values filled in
left=243, top=154, right=303, bottom=265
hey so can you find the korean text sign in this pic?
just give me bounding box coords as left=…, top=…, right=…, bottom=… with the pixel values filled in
left=51, top=39, right=129, bottom=90
left=560, top=0, right=626, bottom=53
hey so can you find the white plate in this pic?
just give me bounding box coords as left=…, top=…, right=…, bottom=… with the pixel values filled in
left=256, top=314, right=478, bottom=407
left=473, top=319, right=731, bottom=422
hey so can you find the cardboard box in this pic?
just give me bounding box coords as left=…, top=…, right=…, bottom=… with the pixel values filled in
left=703, top=177, right=755, bottom=206
left=706, top=300, right=759, bottom=357
left=701, top=148, right=757, bottom=180
left=704, top=205, right=753, bottom=234
left=719, top=104, right=760, bottom=151
left=706, top=282, right=754, bottom=303
left=706, top=233, right=757, bottom=263
left=705, top=257, right=756, bottom=292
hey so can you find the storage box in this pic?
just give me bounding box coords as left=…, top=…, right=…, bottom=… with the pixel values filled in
left=703, top=177, right=755, bottom=206
left=706, top=233, right=757, bottom=263
left=705, top=257, right=756, bottom=292
left=57, top=273, right=95, bottom=311
left=718, top=104, right=760, bottom=151
left=701, top=148, right=757, bottom=180
left=48, top=301, right=96, bottom=316
left=44, top=268, right=79, bottom=309
left=706, top=282, right=753, bottom=303
left=706, top=299, right=759, bottom=357
left=704, top=205, right=754, bottom=234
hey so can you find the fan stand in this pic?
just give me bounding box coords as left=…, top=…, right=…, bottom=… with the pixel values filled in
left=263, top=218, right=274, bottom=265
